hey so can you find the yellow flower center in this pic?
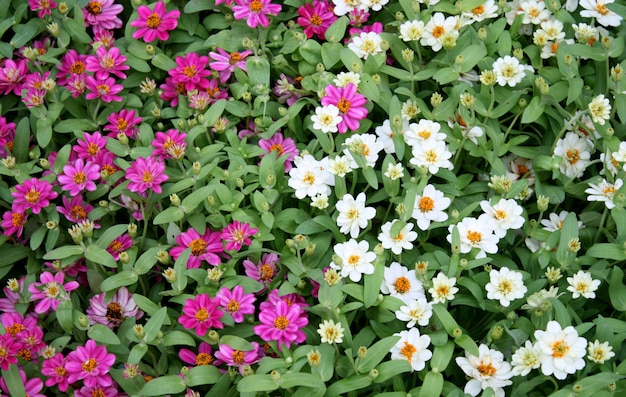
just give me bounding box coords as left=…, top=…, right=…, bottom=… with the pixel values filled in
left=189, top=238, right=207, bottom=256
left=419, top=196, right=434, bottom=212
left=232, top=350, right=245, bottom=365
left=73, top=171, right=86, bottom=184
left=146, top=12, right=162, bottom=29
left=311, top=14, right=323, bottom=26
left=86, top=1, right=102, bottom=16
left=82, top=358, right=98, bottom=373
left=551, top=340, right=570, bottom=358
left=196, top=352, right=213, bottom=366
left=467, top=230, right=482, bottom=244
left=227, top=299, right=240, bottom=313
left=394, top=276, right=411, bottom=294
left=400, top=341, right=416, bottom=363
left=477, top=362, right=496, bottom=377
left=566, top=148, right=580, bottom=164
left=274, top=315, right=289, bottom=330
left=194, top=307, right=209, bottom=322
left=337, top=98, right=351, bottom=113
left=25, top=189, right=41, bottom=204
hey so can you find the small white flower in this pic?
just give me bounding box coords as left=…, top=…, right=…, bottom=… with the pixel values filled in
left=335, top=192, right=376, bottom=238
left=384, top=162, right=404, bottom=181
left=428, top=272, right=459, bottom=304
left=587, top=340, right=615, bottom=364
left=333, top=71, right=361, bottom=88
left=511, top=340, right=542, bottom=376
left=573, top=22, right=599, bottom=45
left=456, top=344, right=513, bottom=397
left=404, top=119, right=447, bottom=147
left=328, top=155, right=353, bottom=177
left=411, top=184, right=450, bottom=230
left=462, top=0, right=499, bottom=23
left=348, top=31, right=384, bottom=59
left=540, top=210, right=584, bottom=232
left=380, top=261, right=424, bottom=303
left=317, top=319, right=345, bottom=344
left=519, top=0, right=551, bottom=24
left=566, top=270, right=601, bottom=299
left=421, top=12, right=459, bottom=52
left=362, top=0, right=389, bottom=11
left=378, top=220, right=417, bottom=255
left=288, top=154, right=334, bottom=199
left=395, top=297, right=433, bottom=327
left=310, top=193, right=329, bottom=210
left=311, top=104, right=343, bottom=133
left=343, top=133, right=384, bottom=169
left=580, top=0, right=622, bottom=27
left=448, top=217, right=500, bottom=259
left=399, top=20, right=426, bottom=41
left=534, top=320, right=587, bottom=380
left=485, top=267, right=527, bottom=307
left=409, top=140, right=454, bottom=175
left=492, top=56, right=533, bottom=87
left=585, top=178, right=623, bottom=209
left=401, top=99, right=421, bottom=120
left=479, top=198, right=526, bottom=238
left=553, top=132, right=593, bottom=179
left=588, top=94, right=612, bottom=125
left=330, top=239, right=376, bottom=282
left=332, top=0, right=367, bottom=16
left=390, top=328, right=432, bottom=372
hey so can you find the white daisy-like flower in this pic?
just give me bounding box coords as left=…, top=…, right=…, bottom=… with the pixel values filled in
left=348, top=31, right=384, bottom=59
left=587, top=340, right=615, bottom=364
left=573, top=22, right=599, bottom=45
left=456, top=344, right=513, bottom=397
left=534, top=320, right=587, bottom=380
left=448, top=217, right=499, bottom=259
left=585, top=178, right=623, bottom=209
left=553, top=131, right=593, bottom=178
left=566, top=270, right=601, bottom=299
left=580, top=0, right=622, bottom=27
left=540, top=210, right=584, bottom=232
left=485, top=267, right=527, bottom=307
left=519, top=0, right=551, bottom=24
left=288, top=154, right=334, bottom=199
left=479, top=198, right=526, bottom=238
left=399, top=19, right=426, bottom=41
left=380, top=261, right=424, bottom=303
left=310, top=193, right=329, bottom=210
left=362, top=0, right=389, bottom=11
left=317, top=319, right=345, bottom=344
left=332, top=0, right=367, bottom=16
left=428, top=272, right=459, bottom=304
left=333, top=71, right=361, bottom=88
left=330, top=238, right=376, bottom=282
left=540, top=19, right=565, bottom=41
left=384, top=162, right=404, bottom=181
left=599, top=151, right=621, bottom=176
left=411, top=184, right=450, bottom=230
left=378, top=220, right=418, bottom=255
left=311, top=104, right=343, bottom=133
left=492, top=56, right=533, bottom=87
left=421, top=12, right=459, bottom=52
left=401, top=99, right=421, bottom=121
left=343, top=133, right=384, bottom=169
left=390, top=328, right=432, bottom=372
left=327, top=155, right=353, bottom=177
left=409, top=140, right=454, bottom=175
left=463, top=125, right=484, bottom=144
left=588, top=94, right=611, bottom=125
left=404, top=119, right=447, bottom=147
left=395, top=297, right=433, bottom=327
left=335, top=192, right=376, bottom=238
left=511, top=340, right=542, bottom=376
left=462, top=0, right=499, bottom=23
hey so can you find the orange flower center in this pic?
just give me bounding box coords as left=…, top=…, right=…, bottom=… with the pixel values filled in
left=73, top=171, right=86, bottom=184
left=270, top=143, right=285, bottom=155
left=55, top=366, right=67, bottom=376
left=189, top=238, right=207, bottom=256
left=311, top=14, right=323, bottom=26
left=96, top=84, right=110, bottom=94
left=91, top=388, right=106, bottom=397
left=274, top=315, right=289, bottom=330
left=6, top=323, right=25, bottom=336
left=425, top=150, right=438, bottom=163
left=229, top=52, right=242, bottom=65
left=250, top=0, right=263, bottom=12
left=0, top=347, right=6, bottom=358
left=432, top=25, right=445, bottom=38
left=347, top=254, right=360, bottom=266
left=11, top=212, right=23, bottom=227
left=551, top=340, right=569, bottom=358
left=260, top=263, right=275, bottom=281
left=87, top=142, right=100, bottom=156
left=183, top=65, right=197, bottom=78
left=566, top=148, right=580, bottom=164
left=303, top=171, right=315, bottom=185
left=25, top=189, right=41, bottom=204
left=494, top=209, right=507, bottom=220
left=394, top=277, right=411, bottom=294
left=82, top=358, right=98, bottom=373
left=477, top=362, right=496, bottom=377
left=17, top=349, right=31, bottom=361
left=146, top=12, right=162, bottom=29
left=71, top=205, right=88, bottom=220
left=142, top=170, right=153, bottom=183
left=337, top=98, right=351, bottom=113
left=86, top=1, right=102, bottom=16
left=472, top=5, right=485, bottom=15
left=419, top=196, right=435, bottom=212
left=418, top=130, right=432, bottom=139
left=400, top=341, right=416, bottom=363
left=597, top=3, right=609, bottom=15
left=467, top=230, right=482, bottom=244
left=196, top=352, right=213, bottom=365
left=195, top=308, right=209, bottom=322
left=108, top=241, right=123, bottom=253
left=106, top=302, right=123, bottom=322
left=227, top=299, right=240, bottom=313
left=117, top=117, right=128, bottom=131
left=232, top=350, right=245, bottom=365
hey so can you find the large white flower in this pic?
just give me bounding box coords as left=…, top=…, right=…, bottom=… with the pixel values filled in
left=390, top=328, right=432, bottom=372
left=585, top=178, right=623, bottom=209
left=335, top=192, right=376, bottom=238
left=395, top=297, right=433, bottom=327
left=343, top=133, right=384, bottom=169
left=378, top=220, right=418, bottom=255
left=311, top=104, right=343, bottom=133
left=479, top=198, right=526, bottom=238
left=288, top=154, right=334, bottom=199
left=511, top=340, right=542, bottom=376
left=448, top=217, right=499, bottom=258
left=409, top=140, right=454, bottom=175
left=330, top=239, right=376, bottom=282
left=421, top=12, right=459, bottom=52
left=492, top=56, right=533, bottom=87
left=411, top=184, right=451, bottom=230
left=534, top=320, right=587, bottom=380
left=580, top=0, right=622, bottom=27
left=566, top=270, right=601, bottom=299
left=380, top=262, right=425, bottom=303
left=553, top=132, right=593, bottom=178
left=399, top=19, right=426, bottom=41
left=456, top=344, right=513, bottom=397
left=327, top=155, right=353, bottom=177
left=348, top=31, right=384, bottom=59
left=485, top=267, right=527, bottom=307
left=404, top=119, right=447, bottom=147
left=428, top=272, right=459, bottom=304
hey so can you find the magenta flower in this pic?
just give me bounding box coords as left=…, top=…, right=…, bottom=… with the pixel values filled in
left=321, top=83, right=368, bottom=133
left=259, top=132, right=299, bottom=172
left=216, top=285, right=256, bottom=323
left=85, top=76, right=124, bottom=102
left=274, top=74, right=304, bottom=106
left=179, top=342, right=214, bottom=367
left=11, top=178, right=58, bottom=214
left=0, top=115, right=16, bottom=148
left=160, top=76, right=187, bottom=106
left=0, top=333, right=19, bottom=370
left=57, top=50, right=88, bottom=86
left=297, top=0, right=337, bottom=40
left=232, top=0, right=282, bottom=28
left=208, top=48, right=252, bottom=83
left=170, top=227, right=224, bottom=268
left=23, top=71, right=51, bottom=91
left=66, top=74, right=87, bottom=97
left=86, top=286, right=143, bottom=328
left=57, top=195, right=95, bottom=224
left=204, top=78, right=230, bottom=103
left=74, top=384, right=119, bottom=397
left=126, top=156, right=169, bottom=194
left=27, top=271, right=80, bottom=314
left=106, top=234, right=133, bottom=261
left=254, top=300, right=308, bottom=350
left=214, top=341, right=262, bottom=371
left=2, top=210, right=27, bottom=238
left=243, top=253, right=280, bottom=290
left=104, top=109, right=142, bottom=138
left=29, top=0, right=58, bottom=18
left=169, top=52, right=212, bottom=92
left=21, top=88, right=47, bottom=108
left=42, top=353, right=70, bottom=392
left=151, top=129, right=187, bottom=160
left=0, top=59, right=28, bottom=95
left=92, top=29, right=116, bottom=49
left=221, top=220, right=258, bottom=251
left=85, top=46, right=129, bottom=79
left=260, top=289, right=309, bottom=311
left=58, top=159, right=101, bottom=196
left=178, top=294, right=224, bottom=336
left=66, top=339, right=116, bottom=388
left=83, top=0, right=123, bottom=33
left=74, top=131, right=108, bottom=162
left=131, top=1, right=180, bottom=43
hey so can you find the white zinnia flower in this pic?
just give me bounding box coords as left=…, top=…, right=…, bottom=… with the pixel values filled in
left=317, top=319, right=345, bottom=344
left=411, top=184, right=450, bottom=230
left=456, top=344, right=513, bottom=397
left=343, top=133, right=384, bottom=169
left=566, top=270, right=601, bottom=299
left=462, top=0, right=499, bottom=23
left=375, top=119, right=406, bottom=154
left=380, top=262, right=424, bottom=303
left=332, top=0, right=367, bottom=16
left=310, top=193, right=329, bottom=210
left=580, top=0, right=622, bottom=27
left=362, top=0, right=389, bottom=12
left=390, top=328, right=432, bottom=372
left=587, top=340, right=615, bottom=364
left=395, top=297, right=433, bottom=327
left=335, top=192, right=376, bottom=238
left=492, top=56, right=533, bottom=87
left=519, top=0, right=551, bottom=24
left=521, top=286, right=561, bottom=312
left=404, top=119, right=447, bottom=147
left=378, top=220, right=418, bottom=255
left=448, top=217, right=499, bottom=259
left=585, top=178, right=623, bottom=209
left=540, top=210, right=584, bottom=232
left=511, top=340, right=542, bottom=376
left=588, top=94, right=611, bottom=125
left=399, top=19, right=426, bottom=41
left=327, top=155, right=353, bottom=177
left=330, top=239, right=376, bottom=282
left=479, top=198, right=526, bottom=238
left=421, top=12, right=458, bottom=52
left=534, top=320, right=587, bottom=380
left=333, top=71, right=361, bottom=88
left=428, top=272, right=458, bottom=304
left=288, top=154, right=334, bottom=199
left=553, top=131, right=593, bottom=178
left=409, top=140, right=454, bottom=174
left=384, top=162, right=404, bottom=180
left=348, top=31, right=384, bottom=59
left=311, top=104, right=343, bottom=133
left=485, top=267, right=527, bottom=307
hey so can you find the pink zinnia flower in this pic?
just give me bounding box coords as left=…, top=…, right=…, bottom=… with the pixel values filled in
left=204, top=78, right=230, bottom=103
left=27, top=271, right=80, bottom=314
left=259, top=132, right=299, bottom=172
left=83, top=0, right=123, bottom=33
left=0, top=367, right=45, bottom=397
left=58, top=159, right=100, bottom=196
left=104, top=109, right=142, bottom=138
left=29, top=0, right=58, bottom=18
left=131, top=1, right=180, bottom=43
left=208, top=48, right=252, bottom=83
left=45, top=258, right=88, bottom=278
left=66, top=74, right=87, bottom=97
left=57, top=50, right=88, bottom=86
left=2, top=210, right=27, bottom=237
left=232, top=0, right=282, bottom=28
left=214, top=341, right=262, bottom=371
left=151, top=129, right=187, bottom=160
left=16, top=325, right=45, bottom=361
left=0, top=333, right=19, bottom=370
left=169, top=52, right=212, bottom=92
left=42, top=353, right=70, bottom=392
left=178, top=294, right=224, bottom=336
left=86, top=286, right=143, bottom=328
left=216, top=285, right=256, bottom=323
left=11, top=178, right=58, bottom=214
left=57, top=195, right=95, bottom=224
left=126, top=156, right=169, bottom=194
left=0, top=59, right=28, bottom=95
left=74, top=384, right=119, bottom=397
left=85, top=46, right=129, bottom=79
left=106, top=234, right=133, bottom=261
left=22, top=88, right=47, bottom=108
left=0, top=115, right=16, bottom=148
left=243, top=253, right=280, bottom=290
left=23, top=71, right=50, bottom=90
left=321, top=83, right=368, bottom=133
left=221, top=220, right=258, bottom=251
left=66, top=339, right=116, bottom=388
left=74, top=131, right=108, bottom=161
left=170, top=227, right=224, bottom=268
left=297, top=0, right=337, bottom=40
left=179, top=342, right=214, bottom=367
left=260, top=289, right=309, bottom=311
left=160, top=76, right=187, bottom=106
left=254, top=300, right=308, bottom=350
left=85, top=76, right=124, bottom=102
left=92, top=30, right=116, bottom=49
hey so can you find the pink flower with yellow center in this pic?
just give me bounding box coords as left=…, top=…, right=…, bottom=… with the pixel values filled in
left=254, top=299, right=308, bottom=350
left=85, top=76, right=123, bottom=103
left=321, top=83, right=368, bottom=133
left=216, top=285, right=256, bottom=323
left=208, top=48, right=252, bottom=83
left=58, top=159, right=101, bottom=197
left=85, top=46, right=129, bottom=80
left=11, top=178, right=58, bottom=215
left=221, top=220, right=258, bottom=251
left=27, top=271, right=80, bottom=314
left=259, top=132, right=299, bottom=172
left=170, top=227, right=224, bottom=268
left=131, top=1, right=180, bottom=43
left=178, top=294, right=224, bottom=336
left=1, top=210, right=27, bottom=238
left=169, top=52, right=212, bottom=92
left=125, top=156, right=169, bottom=194
left=232, top=0, right=282, bottom=28
left=65, top=339, right=116, bottom=388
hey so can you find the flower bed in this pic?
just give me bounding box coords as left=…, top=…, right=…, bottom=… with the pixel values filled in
left=1, top=0, right=626, bottom=396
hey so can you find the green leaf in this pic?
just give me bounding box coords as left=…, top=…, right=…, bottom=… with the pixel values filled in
left=419, top=371, right=444, bottom=397
left=567, top=78, right=584, bottom=105
left=237, top=374, right=280, bottom=393
left=162, top=330, right=196, bottom=347
left=153, top=206, right=185, bottom=225
left=326, top=374, right=371, bottom=396
left=555, top=212, right=578, bottom=265
left=53, top=118, right=97, bottom=133
left=454, top=334, right=479, bottom=357
left=219, top=335, right=254, bottom=351
left=1, top=365, right=25, bottom=397
left=280, top=373, right=326, bottom=390
left=322, top=42, right=343, bottom=69
left=609, top=267, right=626, bottom=312
left=127, top=343, right=148, bottom=365
left=141, top=375, right=186, bottom=396
left=587, top=243, right=626, bottom=261
left=181, top=185, right=215, bottom=214
left=88, top=324, right=121, bottom=345
left=364, top=261, right=384, bottom=309
left=433, top=68, right=460, bottom=85
left=521, top=96, right=544, bottom=124
left=152, top=53, right=177, bottom=71
left=433, top=305, right=459, bottom=335
left=85, top=244, right=118, bottom=268
left=43, top=245, right=84, bottom=260
left=324, top=16, right=348, bottom=43
left=186, top=365, right=223, bottom=387
left=13, top=117, right=30, bottom=163
left=144, top=307, right=168, bottom=343
left=373, top=360, right=412, bottom=384
left=11, top=21, right=39, bottom=48
left=246, top=56, right=271, bottom=87
left=36, top=117, right=53, bottom=148
left=95, top=224, right=129, bottom=249
left=100, top=270, right=138, bottom=292
left=430, top=341, right=455, bottom=372
left=357, top=335, right=401, bottom=373
left=56, top=299, right=74, bottom=333
left=134, top=247, right=162, bottom=275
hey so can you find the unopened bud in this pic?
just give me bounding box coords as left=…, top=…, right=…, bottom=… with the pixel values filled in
left=430, top=92, right=443, bottom=107
left=307, top=349, right=322, bottom=367
left=357, top=346, right=368, bottom=359
left=119, top=251, right=130, bottom=264
left=156, top=249, right=170, bottom=264
left=170, top=194, right=181, bottom=206
left=78, top=315, right=90, bottom=327
left=128, top=223, right=138, bottom=237
left=207, top=267, right=223, bottom=283
left=134, top=324, right=145, bottom=339
left=46, top=221, right=57, bottom=230
left=537, top=195, right=549, bottom=212
left=452, top=328, right=463, bottom=338
left=491, top=325, right=504, bottom=340
left=208, top=330, right=220, bottom=344
left=163, top=267, right=176, bottom=283
left=145, top=45, right=155, bottom=55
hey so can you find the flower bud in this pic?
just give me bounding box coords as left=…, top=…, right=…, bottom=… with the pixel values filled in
left=480, top=70, right=497, bottom=86
left=307, top=349, right=322, bottom=367
left=1, top=156, right=15, bottom=169
left=145, top=44, right=155, bottom=55
left=208, top=330, right=220, bottom=344
left=7, top=278, right=19, bottom=292
left=127, top=223, right=138, bottom=238
left=304, top=244, right=316, bottom=257
left=69, top=225, right=83, bottom=244
left=134, top=324, right=145, bottom=339
left=430, top=92, right=443, bottom=107
left=163, top=267, right=176, bottom=283
left=46, top=221, right=58, bottom=230
left=372, top=74, right=381, bottom=84
left=207, top=267, right=224, bottom=283
left=601, top=36, right=612, bottom=49
left=395, top=11, right=405, bottom=21
left=47, top=22, right=60, bottom=37
left=58, top=2, right=69, bottom=14
left=491, top=325, right=504, bottom=341
left=170, top=194, right=181, bottom=207
left=537, top=195, right=549, bottom=212
left=369, top=369, right=379, bottom=379
left=78, top=315, right=90, bottom=328
left=357, top=346, right=368, bottom=359
left=402, top=48, right=414, bottom=63
left=460, top=93, right=475, bottom=108
left=156, top=249, right=170, bottom=264
left=452, top=328, right=463, bottom=338
left=119, top=251, right=130, bottom=264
